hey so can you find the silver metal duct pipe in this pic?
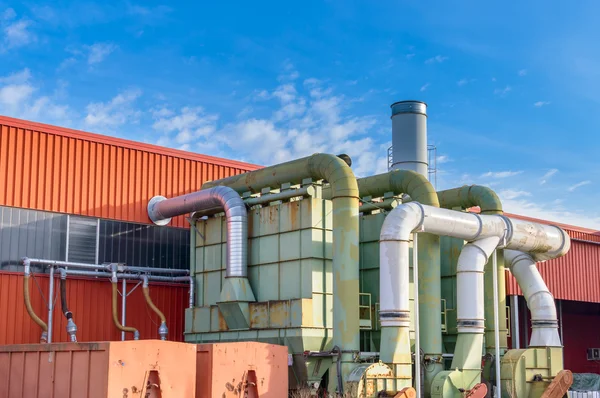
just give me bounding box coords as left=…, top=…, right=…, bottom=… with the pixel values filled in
left=62, top=269, right=190, bottom=283
left=390, top=100, right=429, bottom=177
left=148, top=186, right=248, bottom=278
left=23, top=258, right=189, bottom=275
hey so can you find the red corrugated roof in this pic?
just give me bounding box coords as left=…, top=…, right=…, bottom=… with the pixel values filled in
left=0, top=116, right=261, bottom=226
left=0, top=115, right=261, bottom=170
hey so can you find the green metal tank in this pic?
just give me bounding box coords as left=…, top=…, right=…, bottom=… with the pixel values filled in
left=184, top=189, right=334, bottom=389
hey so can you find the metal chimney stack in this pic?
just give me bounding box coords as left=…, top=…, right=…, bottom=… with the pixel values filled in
left=390, top=100, right=429, bottom=178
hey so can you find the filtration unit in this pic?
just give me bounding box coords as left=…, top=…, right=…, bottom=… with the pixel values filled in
left=146, top=100, right=574, bottom=397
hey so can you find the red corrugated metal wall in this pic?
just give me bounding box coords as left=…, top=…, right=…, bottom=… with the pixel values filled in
left=0, top=272, right=188, bottom=344
left=506, top=236, right=600, bottom=303
left=508, top=299, right=600, bottom=373
left=561, top=301, right=600, bottom=373
left=0, top=116, right=259, bottom=228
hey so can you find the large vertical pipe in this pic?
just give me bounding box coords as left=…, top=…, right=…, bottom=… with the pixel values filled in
left=327, top=170, right=442, bottom=392
left=202, top=153, right=360, bottom=391
left=324, top=169, right=443, bottom=391
left=492, top=251, right=501, bottom=397
left=437, top=185, right=508, bottom=363
left=390, top=101, right=428, bottom=176
left=413, top=233, right=421, bottom=398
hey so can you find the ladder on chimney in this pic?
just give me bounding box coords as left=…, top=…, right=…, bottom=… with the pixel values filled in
left=387, top=144, right=437, bottom=189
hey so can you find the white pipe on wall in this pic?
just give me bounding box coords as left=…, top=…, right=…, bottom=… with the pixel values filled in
left=504, top=250, right=562, bottom=347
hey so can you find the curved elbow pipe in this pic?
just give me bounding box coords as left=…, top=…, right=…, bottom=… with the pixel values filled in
left=324, top=169, right=439, bottom=206
left=437, top=185, right=502, bottom=215
left=148, top=186, right=248, bottom=278
left=111, top=273, right=139, bottom=340
left=22, top=259, right=48, bottom=343
left=456, top=236, right=501, bottom=335
left=142, top=276, right=168, bottom=340
left=59, top=268, right=77, bottom=342
left=505, top=250, right=561, bottom=347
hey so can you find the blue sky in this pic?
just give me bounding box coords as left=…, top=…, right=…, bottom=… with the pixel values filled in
left=1, top=1, right=600, bottom=228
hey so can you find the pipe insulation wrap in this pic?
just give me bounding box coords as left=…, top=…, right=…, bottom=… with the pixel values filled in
left=505, top=220, right=570, bottom=261
left=504, top=250, right=561, bottom=347
left=456, top=236, right=501, bottom=333
left=385, top=203, right=571, bottom=255
left=379, top=240, right=411, bottom=327
left=148, top=186, right=248, bottom=278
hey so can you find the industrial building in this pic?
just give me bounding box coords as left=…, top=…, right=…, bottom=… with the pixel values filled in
left=0, top=102, right=599, bottom=396
left=0, top=115, right=258, bottom=344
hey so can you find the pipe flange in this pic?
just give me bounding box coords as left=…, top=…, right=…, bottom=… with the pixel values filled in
left=148, top=196, right=171, bottom=226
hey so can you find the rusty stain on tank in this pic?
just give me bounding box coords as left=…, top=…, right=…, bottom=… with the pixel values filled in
left=250, top=302, right=269, bottom=328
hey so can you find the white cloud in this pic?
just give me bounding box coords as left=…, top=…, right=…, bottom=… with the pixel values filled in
left=494, top=86, right=512, bottom=96
left=85, top=89, right=142, bottom=128
left=2, top=8, right=16, bottom=21
left=499, top=189, right=531, bottom=200
left=481, top=170, right=523, bottom=178
left=406, top=53, right=415, bottom=59
left=457, top=78, right=476, bottom=86
left=127, top=4, right=172, bottom=17
left=518, top=69, right=527, bottom=76
left=159, top=74, right=383, bottom=175
left=0, top=82, right=35, bottom=107
left=540, top=168, right=558, bottom=185
left=425, top=55, right=448, bottom=64
left=534, top=101, right=551, bottom=107
left=86, top=42, right=117, bottom=64
left=0, top=68, right=71, bottom=124
left=278, top=60, right=299, bottom=82
left=152, top=106, right=218, bottom=149
left=568, top=180, right=591, bottom=192
left=2, top=17, right=35, bottom=50
left=420, top=83, right=430, bottom=92
left=503, top=197, right=600, bottom=230
left=436, top=155, right=451, bottom=164
left=58, top=57, right=77, bottom=71
left=0, top=68, right=32, bottom=84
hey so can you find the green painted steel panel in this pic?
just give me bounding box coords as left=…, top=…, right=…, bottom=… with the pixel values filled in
left=204, top=270, right=222, bottom=306
left=188, top=196, right=335, bottom=389
left=280, top=231, right=301, bottom=261
left=280, top=260, right=301, bottom=299
left=259, top=235, right=279, bottom=264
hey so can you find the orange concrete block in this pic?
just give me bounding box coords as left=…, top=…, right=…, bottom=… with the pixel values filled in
left=196, top=342, right=289, bottom=398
